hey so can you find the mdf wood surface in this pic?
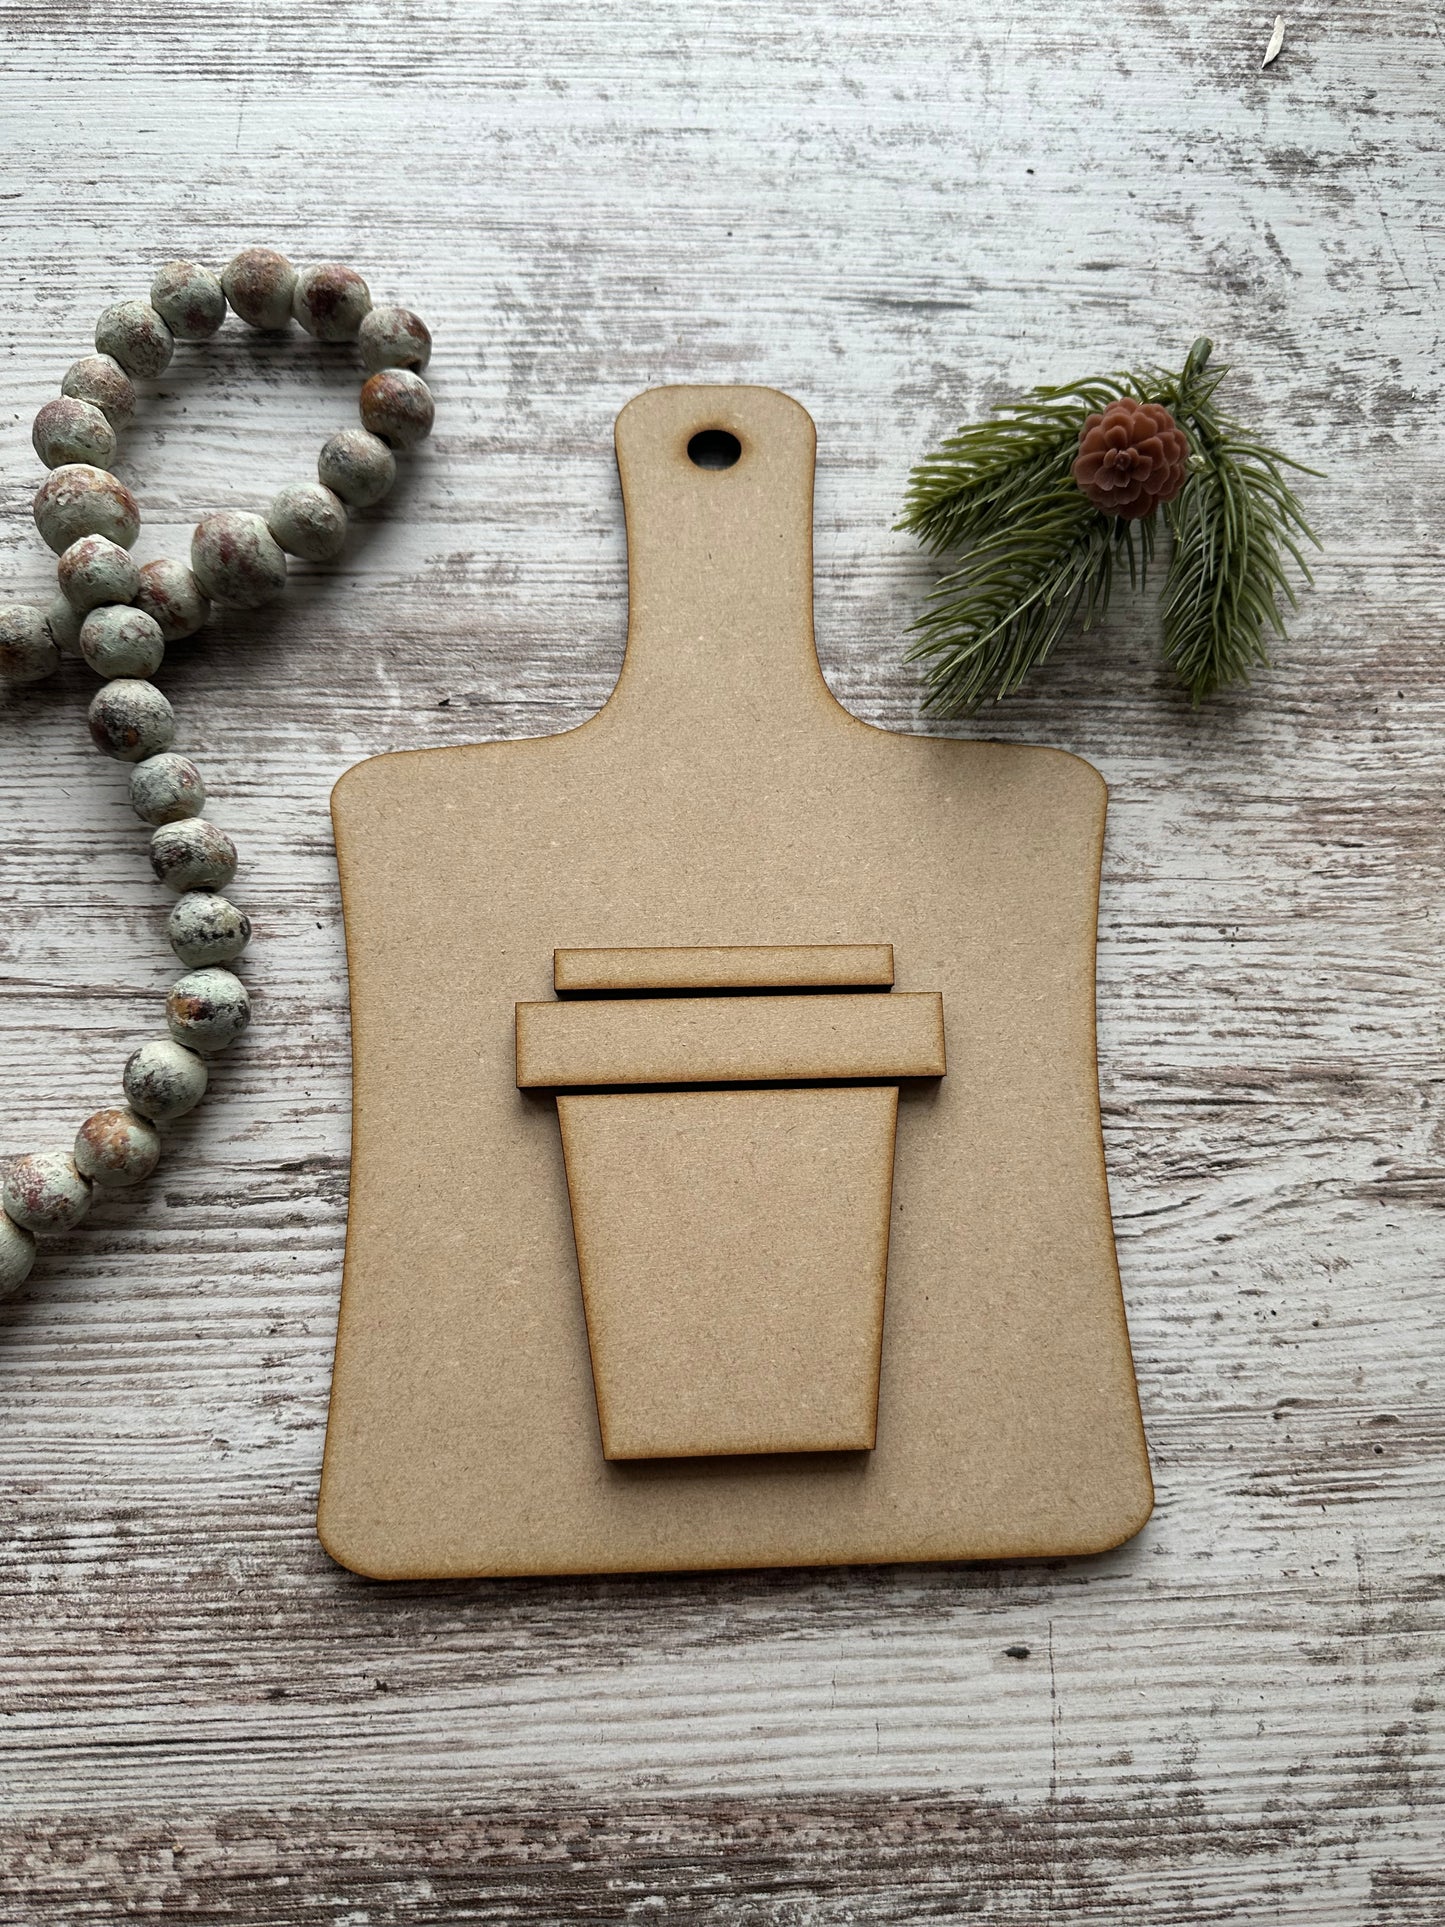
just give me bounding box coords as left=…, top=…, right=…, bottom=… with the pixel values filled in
left=552, top=943, right=898, bottom=992
left=557, top=1084, right=900, bottom=1461
left=514, top=989, right=949, bottom=1087
left=0, top=1, right=1440, bottom=1920
left=324, top=383, right=1145, bottom=1570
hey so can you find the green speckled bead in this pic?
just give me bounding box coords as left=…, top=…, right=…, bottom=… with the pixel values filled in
left=191, top=510, right=287, bottom=608
left=168, top=891, right=252, bottom=967
left=33, top=464, right=140, bottom=554
left=360, top=368, right=434, bottom=449
left=166, top=967, right=251, bottom=1054
left=130, top=752, right=206, bottom=825
left=150, top=818, right=237, bottom=892
left=134, top=558, right=210, bottom=642
left=74, top=1108, right=161, bottom=1189
left=292, top=262, right=371, bottom=342
left=95, top=299, right=174, bottom=380
left=2, top=1151, right=92, bottom=1234
left=61, top=353, right=136, bottom=432
left=0, top=604, right=60, bottom=682
left=267, top=482, right=347, bottom=561
left=88, top=678, right=175, bottom=762
left=79, top=604, right=165, bottom=678
left=150, top=260, right=227, bottom=342
left=358, top=305, right=431, bottom=374
left=32, top=395, right=118, bottom=471
left=123, top=1038, right=208, bottom=1121
left=221, top=247, right=296, bottom=330
left=58, top=534, right=142, bottom=614
left=0, top=1210, right=36, bottom=1297
left=44, top=593, right=82, bottom=656
left=317, top=427, right=395, bottom=508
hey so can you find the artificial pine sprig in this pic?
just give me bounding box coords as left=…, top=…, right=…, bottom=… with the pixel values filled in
left=899, top=338, right=1319, bottom=712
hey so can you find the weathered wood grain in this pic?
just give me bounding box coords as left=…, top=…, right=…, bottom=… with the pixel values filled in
left=1, top=0, right=1442, bottom=1919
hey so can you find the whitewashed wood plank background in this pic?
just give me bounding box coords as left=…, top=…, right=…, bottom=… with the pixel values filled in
left=1, top=2, right=1441, bottom=1920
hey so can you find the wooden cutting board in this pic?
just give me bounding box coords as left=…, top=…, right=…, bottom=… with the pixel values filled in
left=319, top=384, right=1153, bottom=1578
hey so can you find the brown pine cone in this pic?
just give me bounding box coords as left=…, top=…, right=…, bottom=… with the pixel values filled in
left=1072, top=398, right=1190, bottom=520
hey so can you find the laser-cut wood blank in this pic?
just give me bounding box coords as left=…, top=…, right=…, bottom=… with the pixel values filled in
left=320, top=383, right=1153, bottom=1578
left=523, top=950, right=945, bottom=1461
left=559, top=1084, right=901, bottom=1461
left=514, top=989, right=946, bottom=1088
left=552, top=943, right=898, bottom=994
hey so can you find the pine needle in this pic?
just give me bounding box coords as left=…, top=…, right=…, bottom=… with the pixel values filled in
left=1160, top=377, right=1318, bottom=702
left=899, top=338, right=1320, bottom=713
left=908, top=490, right=1152, bottom=712
left=901, top=373, right=1134, bottom=556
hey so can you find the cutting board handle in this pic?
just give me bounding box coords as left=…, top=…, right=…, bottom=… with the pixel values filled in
left=608, top=385, right=839, bottom=738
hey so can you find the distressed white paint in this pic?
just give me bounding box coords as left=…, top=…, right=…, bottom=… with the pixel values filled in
left=0, top=2, right=1441, bottom=1919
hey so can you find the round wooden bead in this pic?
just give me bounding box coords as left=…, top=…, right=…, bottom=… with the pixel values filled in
left=150, top=818, right=237, bottom=892
left=317, top=428, right=396, bottom=508
left=88, top=678, right=175, bottom=762
left=0, top=604, right=60, bottom=682
left=134, top=558, right=210, bottom=642
left=32, top=396, right=118, bottom=471
left=267, top=482, right=347, bottom=561
left=358, top=305, right=431, bottom=374
left=130, top=752, right=206, bottom=825
left=95, top=299, right=175, bottom=380
left=150, top=260, right=227, bottom=342
left=221, top=247, right=296, bottom=330
left=74, top=1108, right=161, bottom=1189
left=190, top=510, right=287, bottom=608
left=33, top=464, right=140, bottom=554
left=360, top=368, right=434, bottom=449
left=44, top=593, right=82, bottom=656
left=61, top=353, right=136, bottom=432
left=168, top=891, right=252, bottom=967
left=123, top=1038, right=208, bottom=1121
left=79, top=605, right=165, bottom=678
left=292, top=263, right=372, bottom=342
left=2, top=1151, right=92, bottom=1234
left=0, top=1210, right=37, bottom=1297
left=166, top=967, right=251, bottom=1054
left=58, top=534, right=141, bottom=614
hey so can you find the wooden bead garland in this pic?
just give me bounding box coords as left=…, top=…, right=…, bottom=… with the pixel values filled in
left=0, top=249, right=433, bottom=1295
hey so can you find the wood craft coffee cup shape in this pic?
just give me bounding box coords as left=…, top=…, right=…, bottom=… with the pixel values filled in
left=322, top=385, right=1153, bottom=1578
left=519, top=944, right=946, bottom=1460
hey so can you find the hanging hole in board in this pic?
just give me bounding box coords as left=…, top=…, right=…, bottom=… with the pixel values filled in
left=687, top=428, right=742, bottom=470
